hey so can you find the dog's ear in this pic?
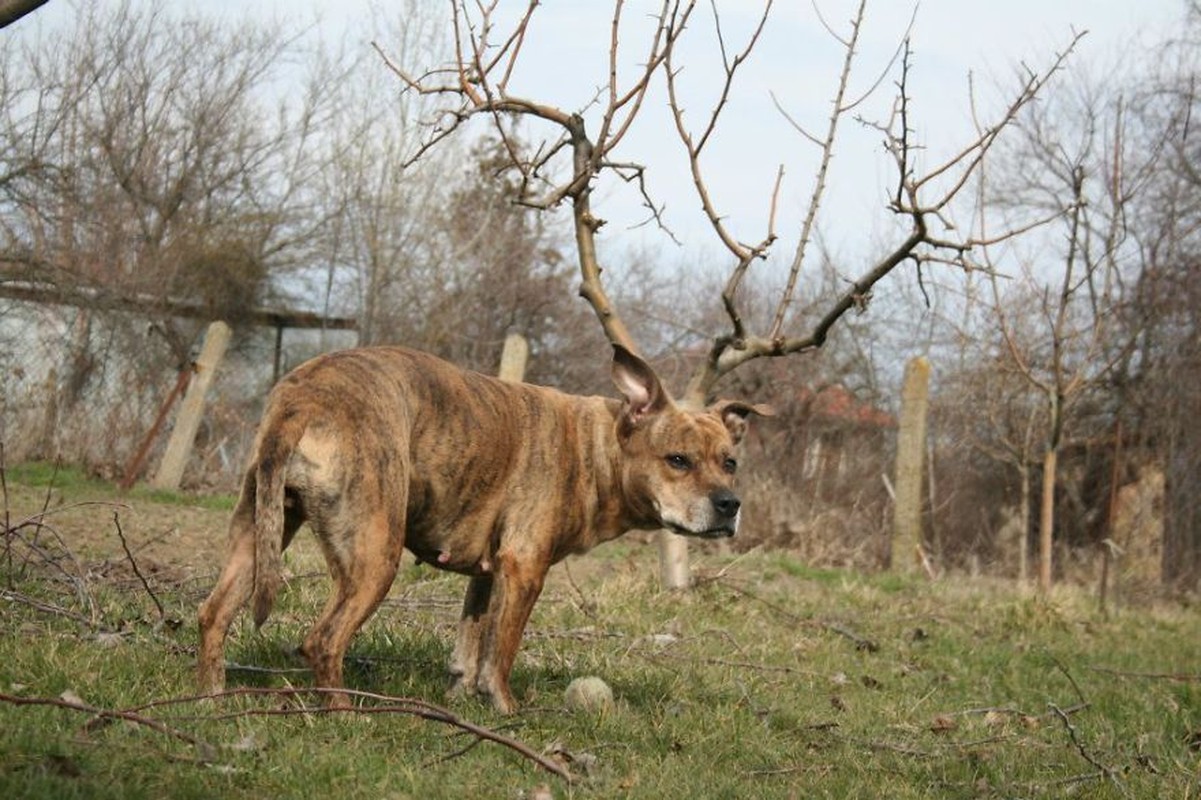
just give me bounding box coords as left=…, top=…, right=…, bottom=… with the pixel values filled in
left=612, top=344, right=669, bottom=425
left=709, top=400, right=774, bottom=445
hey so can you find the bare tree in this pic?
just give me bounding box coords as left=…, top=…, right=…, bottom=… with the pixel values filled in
left=313, top=2, right=459, bottom=348
left=1114, top=4, right=1201, bottom=590
left=0, top=2, right=346, bottom=466
left=975, top=64, right=1167, bottom=593
left=934, top=335, right=1049, bottom=581
left=376, top=1, right=1079, bottom=586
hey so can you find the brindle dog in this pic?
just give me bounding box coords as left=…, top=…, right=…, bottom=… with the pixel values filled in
left=197, top=345, right=768, bottom=713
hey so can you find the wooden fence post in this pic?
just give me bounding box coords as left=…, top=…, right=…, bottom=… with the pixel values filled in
left=892, top=356, right=931, bottom=575
left=497, top=333, right=529, bottom=383
left=657, top=396, right=704, bottom=591
left=657, top=530, right=691, bottom=590
left=151, top=321, right=232, bottom=491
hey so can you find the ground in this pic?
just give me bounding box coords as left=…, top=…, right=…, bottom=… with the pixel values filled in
left=3, top=467, right=1201, bottom=798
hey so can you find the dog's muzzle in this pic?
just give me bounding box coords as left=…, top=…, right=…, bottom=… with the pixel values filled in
left=664, top=489, right=742, bottom=539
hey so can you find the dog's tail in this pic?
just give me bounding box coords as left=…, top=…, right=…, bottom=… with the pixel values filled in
left=250, top=417, right=304, bottom=628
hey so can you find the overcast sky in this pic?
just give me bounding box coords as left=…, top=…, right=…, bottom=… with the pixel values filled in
left=11, top=1, right=1190, bottom=270
left=498, top=0, right=1184, bottom=266
left=344, top=1, right=1187, bottom=269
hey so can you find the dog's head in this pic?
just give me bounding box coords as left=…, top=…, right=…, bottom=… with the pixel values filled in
left=611, top=345, right=772, bottom=539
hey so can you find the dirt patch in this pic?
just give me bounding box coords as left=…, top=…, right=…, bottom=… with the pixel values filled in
left=3, top=483, right=231, bottom=583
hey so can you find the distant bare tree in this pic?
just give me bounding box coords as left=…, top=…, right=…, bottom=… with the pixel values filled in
left=313, top=2, right=458, bottom=349
left=1114, top=6, right=1201, bottom=589
left=974, top=65, right=1167, bottom=592
left=0, top=2, right=345, bottom=358
left=0, top=2, right=347, bottom=467
left=939, top=349, right=1047, bottom=581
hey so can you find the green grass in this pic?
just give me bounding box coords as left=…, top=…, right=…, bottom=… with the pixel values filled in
left=5, top=459, right=236, bottom=511
left=3, top=481, right=1201, bottom=798
left=4, top=461, right=105, bottom=492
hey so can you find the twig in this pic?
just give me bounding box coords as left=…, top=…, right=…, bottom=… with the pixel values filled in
left=0, top=691, right=215, bottom=760
left=127, top=687, right=573, bottom=782
left=423, top=731, right=486, bottom=766
left=1, top=446, right=11, bottom=587
left=822, top=621, right=880, bottom=653
left=767, top=0, right=866, bottom=342
left=112, top=511, right=165, bottom=620
left=1048, top=653, right=1088, bottom=705
left=7, top=499, right=133, bottom=531
left=704, top=657, right=804, bottom=674
left=1049, top=703, right=1130, bottom=798
left=1088, top=665, right=1201, bottom=682
left=692, top=544, right=763, bottom=586
left=1042, top=770, right=1108, bottom=790
left=0, top=587, right=113, bottom=631
left=560, top=560, right=596, bottom=620
left=525, top=627, right=624, bottom=641
left=5, top=516, right=91, bottom=607
left=719, top=579, right=880, bottom=652
left=422, top=720, right=525, bottom=768
left=224, top=663, right=313, bottom=676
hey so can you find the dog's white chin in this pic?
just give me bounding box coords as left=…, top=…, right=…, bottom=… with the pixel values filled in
left=663, top=520, right=737, bottom=539
left=656, top=504, right=739, bottom=539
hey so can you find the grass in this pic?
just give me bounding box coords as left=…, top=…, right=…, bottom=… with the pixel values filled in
left=5, top=460, right=236, bottom=511
left=3, top=470, right=1201, bottom=798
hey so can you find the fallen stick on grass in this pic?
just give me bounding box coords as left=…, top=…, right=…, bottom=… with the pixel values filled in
left=125, top=686, right=574, bottom=781
left=0, top=691, right=214, bottom=759
left=0, top=686, right=573, bottom=781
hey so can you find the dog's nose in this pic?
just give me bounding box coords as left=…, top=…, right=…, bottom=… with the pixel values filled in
left=711, top=489, right=741, bottom=520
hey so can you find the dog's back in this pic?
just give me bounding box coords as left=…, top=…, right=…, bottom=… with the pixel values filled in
left=258, top=347, right=620, bottom=576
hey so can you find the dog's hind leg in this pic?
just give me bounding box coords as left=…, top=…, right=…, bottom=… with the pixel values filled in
left=198, top=475, right=306, bottom=695
left=301, top=509, right=402, bottom=708
left=197, top=490, right=255, bottom=695
left=447, top=574, right=494, bottom=699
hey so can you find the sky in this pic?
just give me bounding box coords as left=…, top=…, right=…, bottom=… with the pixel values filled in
left=331, top=1, right=1184, bottom=262
left=495, top=0, right=1184, bottom=266
left=9, top=0, right=1190, bottom=275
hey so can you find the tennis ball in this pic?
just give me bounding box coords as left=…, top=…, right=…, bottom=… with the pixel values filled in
left=564, top=675, right=614, bottom=712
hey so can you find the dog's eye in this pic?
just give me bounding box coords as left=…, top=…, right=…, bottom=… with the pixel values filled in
left=722, top=457, right=738, bottom=475
left=665, top=453, right=692, bottom=471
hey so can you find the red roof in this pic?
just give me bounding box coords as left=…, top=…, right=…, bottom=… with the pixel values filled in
left=796, top=385, right=896, bottom=428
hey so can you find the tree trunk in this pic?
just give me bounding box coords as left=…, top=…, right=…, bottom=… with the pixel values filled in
left=1017, top=463, right=1030, bottom=585
left=1038, top=446, right=1058, bottom=593
left=1162, top=414, right=1201, bottom=590
left=0, top=0, right=51, bottom=29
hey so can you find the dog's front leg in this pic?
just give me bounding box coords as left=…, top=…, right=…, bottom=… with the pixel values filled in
left=475, top=552, right=546, bottom=714
left=447, top=574, right=493, bottom=699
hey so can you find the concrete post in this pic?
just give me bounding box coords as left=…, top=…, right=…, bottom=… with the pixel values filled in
left=892, top=356, right=931, bottom=574
left=497, top=333, right=529, bottom=383
left=151, top=321, right=232, bottom=490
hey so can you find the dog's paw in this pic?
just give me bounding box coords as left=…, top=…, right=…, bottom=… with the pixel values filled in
left=475, top=678, right=517, bottom=715
left=445, top=675, right=478, bottom=700
left=487, top=690, right=517, bottom=715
